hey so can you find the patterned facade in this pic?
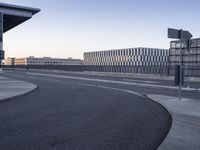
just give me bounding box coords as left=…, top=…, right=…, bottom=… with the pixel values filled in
left=84, top=47, right=169, bottom=74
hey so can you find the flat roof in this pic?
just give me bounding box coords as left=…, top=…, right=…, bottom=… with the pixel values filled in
left=0, top=3, right=40, bottom=33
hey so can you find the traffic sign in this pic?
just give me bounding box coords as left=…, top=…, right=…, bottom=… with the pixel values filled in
left=168, top=28, right=180, bottom=39
left=182, top=30, right=192, bottom=40
left=168, top=28, right=193, bottom=40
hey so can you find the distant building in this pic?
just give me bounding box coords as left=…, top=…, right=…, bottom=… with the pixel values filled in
left=4, top=57, right=15, bottom=65
left=84, top=47, right=169, bottom=74
left=5, top=56, right=83, bottom=66
left=15, top=58, right=27, bottom=65
left=169, top=38, right=200, bottom=76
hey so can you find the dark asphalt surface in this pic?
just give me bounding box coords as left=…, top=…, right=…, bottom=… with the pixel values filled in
left=0, top=71, right=173, bottom=150
left=28, top=70, right=200, bottom=99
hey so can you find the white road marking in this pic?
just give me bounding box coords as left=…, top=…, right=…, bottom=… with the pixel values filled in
left=26, top=72, right=198, bottom=91
left=78, top=83, right=146, bottom=98
left=123, top=79, right=160, bottom=84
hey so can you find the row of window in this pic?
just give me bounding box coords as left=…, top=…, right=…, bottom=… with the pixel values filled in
left=85, top=61, right=168, bottom=66
left=170, top=56, right=200, bottom=62
left=26, top=62, right=82, bottom=65
left=170, top=39, right=200, bottom=49
left=170, top=62, right=200, bottom=66
left=84, top=48, right=169, bottom=58
left=85, top=55, right=168, bottom=64
left=27, top=59, right=80, bottom=62
left=170, top=48, right=200, bottom=55
left=27, top=61, right=82, bottom=64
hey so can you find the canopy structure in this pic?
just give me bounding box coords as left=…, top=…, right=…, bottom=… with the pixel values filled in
left=0, top=2, right=40, bottom=33
left=0, top=2, right=40, bottom=65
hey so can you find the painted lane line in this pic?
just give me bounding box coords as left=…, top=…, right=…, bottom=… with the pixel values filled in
left=123, top=79, right=160, bottom=84
left=78, top=83, right=146, bottom=98
left=27, top=72, right=198, bottom=91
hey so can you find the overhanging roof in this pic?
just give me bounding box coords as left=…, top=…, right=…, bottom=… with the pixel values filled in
left=0, top=2, right=40, bottom=33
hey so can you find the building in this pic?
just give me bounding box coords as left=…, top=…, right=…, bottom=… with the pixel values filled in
left=11, top=56, right=83, bottom=66
left=84, top=47, right=169, bottom=74
left=0, top=3, right=40, bottom=68
left=4, top=57, right=15, bottom=65
left=169, top=38, right=200, bottom=76
left=15, top=58, right=27, bottom=65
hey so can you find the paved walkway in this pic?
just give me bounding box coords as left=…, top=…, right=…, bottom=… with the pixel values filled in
left=148, top=94, right=200, bottom=150
left=0, top=75, right=37, bottom=101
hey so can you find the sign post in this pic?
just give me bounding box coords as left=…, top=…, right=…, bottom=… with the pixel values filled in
left=179, top=29, right=183, bottom=101
left=0, top=13, right=3, bottom=70
left=187, top=40, right=191, bottom=89
left=168, top=28, right=192, bottom=101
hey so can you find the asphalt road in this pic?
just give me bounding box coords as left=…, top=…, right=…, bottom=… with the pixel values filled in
left=0, top=71, right=173, bottom=150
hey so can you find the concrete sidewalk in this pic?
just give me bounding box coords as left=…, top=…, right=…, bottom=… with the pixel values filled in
left=0, top=76, right=37, bottom=101
left=148, top=94, right=200, bottom=150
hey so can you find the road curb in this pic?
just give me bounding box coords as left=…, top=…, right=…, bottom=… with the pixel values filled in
left=147, top=94, right=200, bottom=150
left=0, top=77, right=38, bottom=103
left=0, top=85, right=38, bottom=103
left=146, top=95, right=173, bottom=150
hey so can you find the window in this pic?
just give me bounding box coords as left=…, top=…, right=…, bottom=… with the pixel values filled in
left=191, top=40, right=197, bottom=47
left=171, top=42, right=176, bottom=48
left=132, top=49, right=135, bottom=55
left=175, top=42, right=180, bottom=48
left=196, top=40, right=200, bottom=47
left=129, top=49, right=132, bottom=55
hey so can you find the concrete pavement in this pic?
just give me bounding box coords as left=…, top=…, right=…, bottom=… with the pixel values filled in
left=148, top=94, right=200, bottom=150
left=0, top=76, right=37, bottom=101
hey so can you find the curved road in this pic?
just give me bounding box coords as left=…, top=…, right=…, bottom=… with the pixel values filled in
left=0, top=71, right=171, bottom=150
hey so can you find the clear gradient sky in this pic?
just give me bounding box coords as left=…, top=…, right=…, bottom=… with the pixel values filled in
left=1, top=0, right=200, bottom=59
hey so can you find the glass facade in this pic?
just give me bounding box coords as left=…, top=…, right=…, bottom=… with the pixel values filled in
left=169, top=38, right=200, bottom=76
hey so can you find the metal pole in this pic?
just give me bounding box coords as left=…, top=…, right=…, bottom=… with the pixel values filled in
left=179, top=29, right=183, bottom=101
left=0, top=12, right=3, bottom=69
left=187, top=40, right=190, bottom=88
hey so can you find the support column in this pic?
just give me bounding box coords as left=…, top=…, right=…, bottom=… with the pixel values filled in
left=0, top=12, right=3, bottom=69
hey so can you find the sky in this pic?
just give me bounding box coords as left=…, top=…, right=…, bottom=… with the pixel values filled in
left=1, top=0, right=200, bottom=59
